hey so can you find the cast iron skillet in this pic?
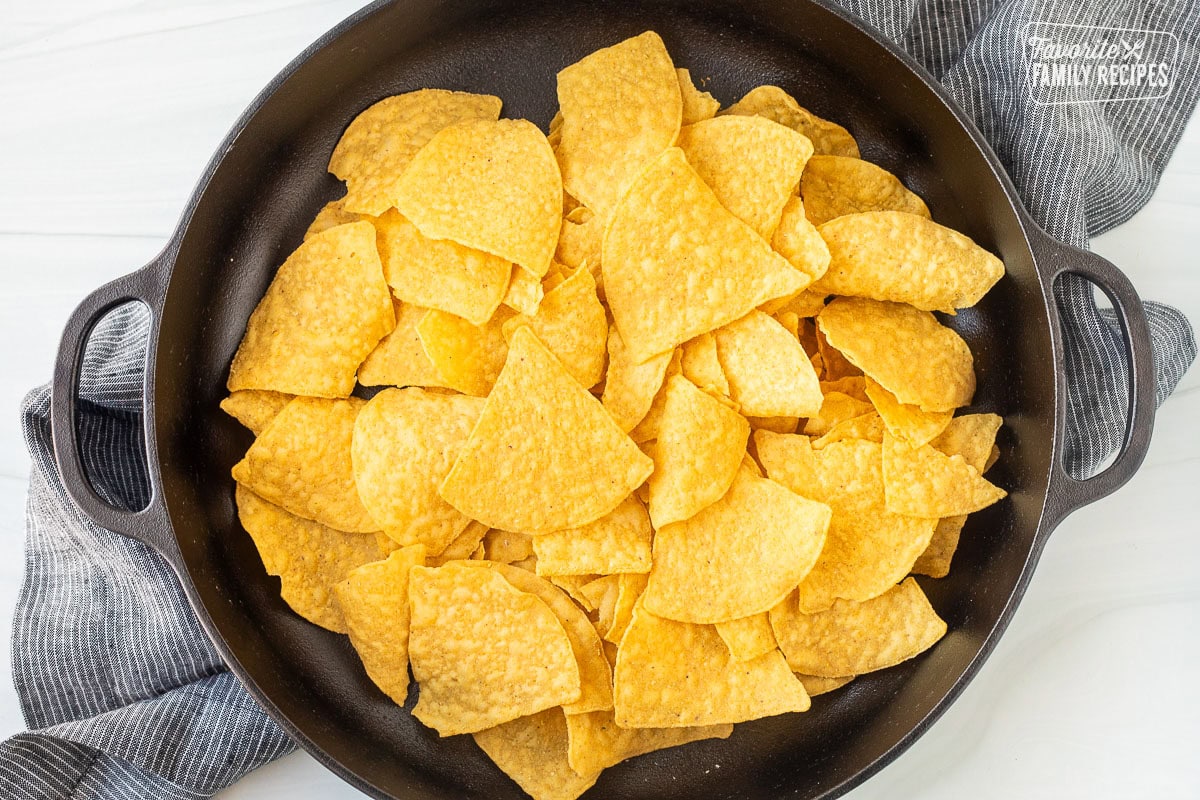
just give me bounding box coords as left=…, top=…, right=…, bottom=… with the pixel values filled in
left=48, top=1, right=1156, bottom=798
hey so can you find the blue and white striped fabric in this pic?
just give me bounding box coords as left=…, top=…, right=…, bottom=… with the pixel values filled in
left=1, top=0, right=1195, bottom=797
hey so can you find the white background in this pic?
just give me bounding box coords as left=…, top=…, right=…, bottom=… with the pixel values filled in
left=0, top=2, right=1197, bottom=798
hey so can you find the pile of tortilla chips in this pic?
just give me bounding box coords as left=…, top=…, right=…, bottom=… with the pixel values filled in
left=222, top=31, right=1006, bottom=800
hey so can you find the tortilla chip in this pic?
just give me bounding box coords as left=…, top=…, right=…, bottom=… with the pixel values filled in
left=714, top=614, right=778, bottom=662
left=533, top=495, right=653, bottom=576
left=647, top=375, right=749, bottom=528
left=614, top=605, right=809, bottom=727
left=236, top=485, right=385, bottom=633
left=566, top=709, right=731, bottom=777
left=220, top=389, right=293, bottom=435
left=795, top=673, right=855, bottom=697
left=770, top=195, right=831, bottom=285
left=605, top=572, right=648, bottom=645
left=814, top=211, right=1004, bottom=312
left=474, top=709, right=600, bottom=800
left=770, top=578, right=946, bottom=677
left=333, top=545, right=427, bottom=704
left=601, top=324, right=674, bottom=432
left=393, top=118, right=561, bottom=277
left=440, top=327, right=653, bottom=534
left=811, top=412, right=886, bottom=449
left=764, top=289, right=828, bottom=319
left=864, top=377, right=953, bottom=447
left=604, top=147, right=805, bottom=362
left=227, top=221, right=395, bottom=397
left=820, top=376, right=869, bottom=402
left=931, top=413, right=1004, bottom=469
left=408, top=563, right=581, bottom=734
left=755, top=433, right=936, bottom=612
left=676, top=115, right=813, bottom=239
left=747, top=416, right=799, bottom=435
left=554, top=208, right=604, bottom=288
left=502, top=267, right=607, bottom=388
left=882, top=432, right=1007, bottom=517
left=357, top=300, right=452, bottom=388
left=232, top=397, right=377, bottom=532
left=429, top=520, right=489, bottom=566
left=417, top=306, right=514, bottom=396
left=626, top=349, right=684, bottom=444
left=329, top=89, right=502, bottom=215
left=720, top=85, right=859, bottom=157
left=374, top=209, right=510, bottom=325
left=714, top=311, right=822, bottom=417
left=679, top=332, right=731, bottom=398
left=643, top=467, right=830, bottom=623
left=556, top=31, right=682, bottom=217
left=483, top=530, right=535, bottom=564
left=303, top=197, right=365, bottom=240
left=814, top=323, right=862, bottom=381
left=677, top=68, right=720, bottom=125
left=503, top=266, right=545, bottom=316
left=801, top=155, right=930, bottom=225
left=817, top=297, right=974, bottom=412
left=801, top=392, right=873, bottom=437
left=352, top=388, right=483, bottom=553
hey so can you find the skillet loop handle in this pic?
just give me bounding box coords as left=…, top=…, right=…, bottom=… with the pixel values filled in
left=50, top=262, right=176, bottom=558
left=1032, top=231, right=1157, bottom=530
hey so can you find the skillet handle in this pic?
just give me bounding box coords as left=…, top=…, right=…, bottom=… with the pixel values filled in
left=1030, top=229, right=1157, bottom=530
left=50, top=260, right=177, bottom=558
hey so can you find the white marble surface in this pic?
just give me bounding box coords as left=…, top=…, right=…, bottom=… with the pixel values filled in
left=0, top=2, right=1196, bottom=798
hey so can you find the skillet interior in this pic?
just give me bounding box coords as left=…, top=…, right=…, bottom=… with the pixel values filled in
left=151, top=0, right=1057, bottom=797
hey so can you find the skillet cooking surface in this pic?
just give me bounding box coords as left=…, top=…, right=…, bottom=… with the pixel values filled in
left=151, top=1, right=1055, bottom=797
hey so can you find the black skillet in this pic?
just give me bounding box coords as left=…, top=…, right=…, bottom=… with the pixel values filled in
left=47, top=1, right=1157, bottom=798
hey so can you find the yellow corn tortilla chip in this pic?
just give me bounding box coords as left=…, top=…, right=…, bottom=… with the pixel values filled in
left=329, top=89, right=501, bottom=215
left=774, top=310, right=801, bottom=339
left=483, top=530, right=535, bottom=564
left=820, top=376, right=869, bottom=401
left=502, top=266, right=545, bottom=316
left=502, top=267, right=607, bottom=389
left=394, top=118, right=561, bottom=278
left=864, top=377, right=952, bottom=447
left=352, top=388, right=483, bottom=553
left=429, top=520, right=489, bottom=566
left=614, top=604, right=809, bottom=727
left=600, top=323, right=674, bottom=433
left=626, top=349, right=684, bottom=444
left=911, top=517, right=967, bottom=580
left=357, top=300, right=451, bottom=388
left=566, top=709, right=732, bottom=778
left=817, top=297, right=975, bottom=412
left=795, top=673, right=855, bottom=697
left=548, top=574, right=600, bottom=608
left=677, top=68, right=720, bottom=125
left=801, top=391, right=874, bottom=437
left=556, top=31, right=682, bottom=217
left=647, top=375, right=749, bottom=528
left=720, top=85, right=859, bottom=157
left=764, top=288, right=828, bottom=319
left=417, top=306, right=514, bottom=396
left=986, top=444, right=1000, bottom=472
left=470, top=562, right=612, bottom=714
left=236, top=485, right=385, bottom=633
left=932, top=413, right=1004, bottom=469
left=580, top=574, right=621, bottom=632
left=811, top=412, right=886, bottom=449
left=770, top=195, right=831, bottom=286
left=333, top=545, right=426, bottom=705
left=770, top=578, right=946, bottom=677
left=755, top=432, right=936, bottom=612
left=747, top=416, right=799, bottom=435
left=644, top=467, right=831, bottom=623
left=554, top=207, right=604, bottom=288
left=440, top=327, right=653, bottom=534
left=679, top=332, right=731, bottom=398
left=474, top=709, right=600, bottom=800
left=714, top=614, right=778, bottom=662
left=883, top=432, right=1007, bottom=517
left=801, top=155, right=930, bottom=226
left=373, top=209, right=510, bottom=326
left=303, top=197, right=365, bottom=240
left=548, top=109, right=564, bottom=148
left=605, top=147, right=805, bottom=362
left=605, top=572, right=648, bottom=645
left=232, top=397, right=377, bottom=533
left=408, top=563, right=581, bottom=735
left=714, top=311, right=822, bottom=418
left=814, top=211, right=1004, bottom=312
left=227, top=221, right=395, bottom=397
left=220, top=389, right=293, bottom=435
left=533, top=495, right=653, bottom=576
left=676, top=115, right=813, bottom=239
left=815, top=323, right=862, bottom=381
